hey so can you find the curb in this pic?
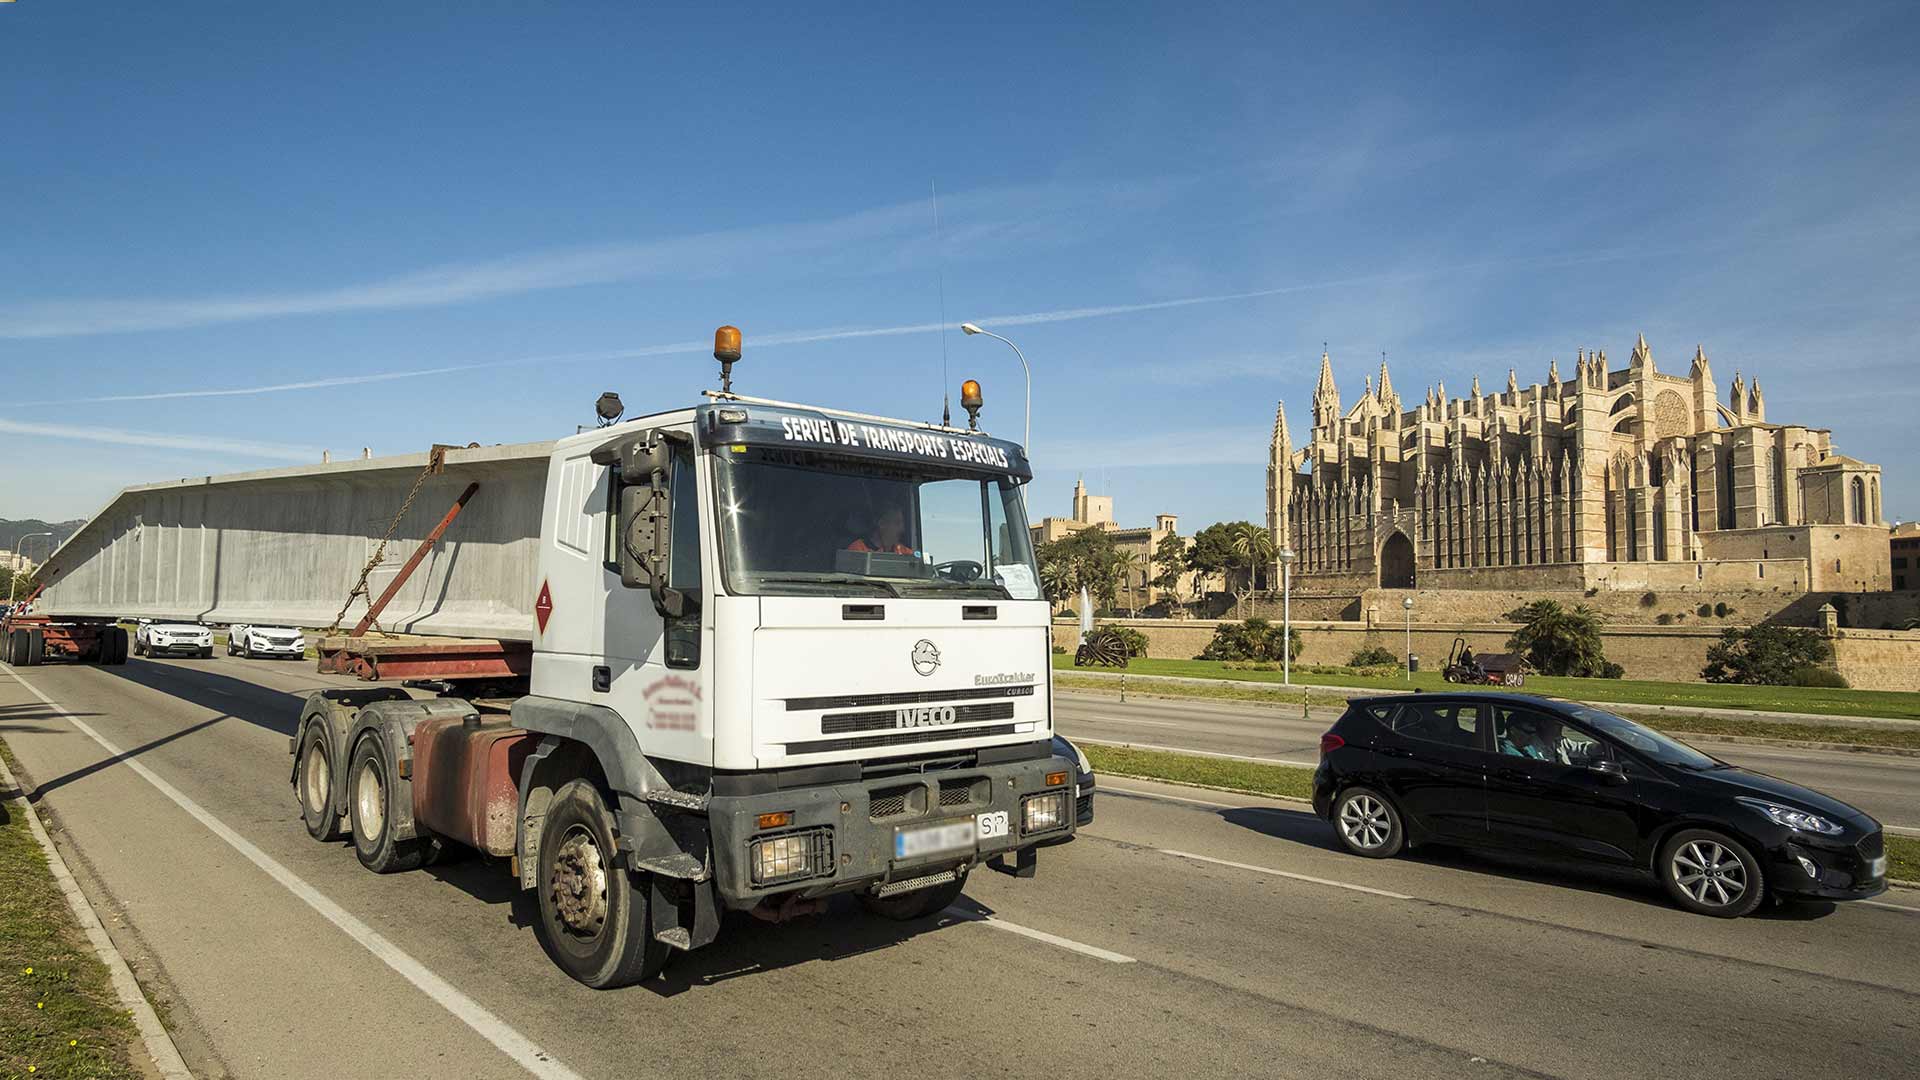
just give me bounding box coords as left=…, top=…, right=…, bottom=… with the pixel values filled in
left=0, top=748, right=194, bottom=1079
left=1057, top=668, right=1920, bottom=729
left=1099, top=771, right=1315, bottom=807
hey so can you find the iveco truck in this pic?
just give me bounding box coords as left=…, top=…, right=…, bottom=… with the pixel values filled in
left=277, top=327, right=1070, bottom=987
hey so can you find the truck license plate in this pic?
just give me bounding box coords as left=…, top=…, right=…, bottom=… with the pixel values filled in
left=976, top=810, right=1009, bottom=840
left=895, top=821, right=974, bottom=859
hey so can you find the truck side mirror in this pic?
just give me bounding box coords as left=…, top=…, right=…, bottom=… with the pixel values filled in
left=614, top=432, right=692, bottom=620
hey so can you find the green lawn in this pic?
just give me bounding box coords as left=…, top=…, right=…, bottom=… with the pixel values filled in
left=1081, top=741, right=1920, bottom=886
left=0, top=742, right=144, bottom=1080
left=1055, top=654, right=1920, bottom=721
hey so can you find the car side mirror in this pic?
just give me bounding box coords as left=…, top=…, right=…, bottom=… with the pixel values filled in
left=1588, top=759, right=1627, bottom=784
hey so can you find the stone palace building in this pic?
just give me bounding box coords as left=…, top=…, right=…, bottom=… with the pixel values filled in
left=1266, top=336, right=1891, bottom=595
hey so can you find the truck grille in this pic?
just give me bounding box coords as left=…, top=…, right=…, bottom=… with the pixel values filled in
left=785, top=684, right=1034, bottom=712
left=821, top=701, right=1016, bottom=735
left=868, top=784, right=925, bottom=821
left=939, top=778, right=987, bottom=807
left=786, top=724, right=1022, bottom=757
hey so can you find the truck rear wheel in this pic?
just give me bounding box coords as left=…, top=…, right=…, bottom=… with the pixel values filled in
left=859, top=871, right=968, bottom=921
left=348, top=736, right=427, bottom=873
left=534, top=780, right=667, bottom=989
left=5, top=630, right=22, bottom=666
left=104, top=627, right=129, bottom=665
left=298, top=726, right=343, bottom=841
left=24, top=629, right=44, bottom=666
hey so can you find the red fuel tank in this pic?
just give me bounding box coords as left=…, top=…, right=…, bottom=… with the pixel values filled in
left=410, top=716, right=534, bottom=856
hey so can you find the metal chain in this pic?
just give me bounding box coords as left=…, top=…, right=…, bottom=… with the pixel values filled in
left=325, top=451, right=444, bottom=636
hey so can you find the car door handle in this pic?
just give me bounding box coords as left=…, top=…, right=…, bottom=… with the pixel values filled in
left=1379, top=746, right=1413, bottom=758
left=1494, top=768, right=1534, bottom=784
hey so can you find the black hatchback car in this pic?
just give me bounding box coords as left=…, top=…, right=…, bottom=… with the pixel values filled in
left=1311, top=692, right=1887, bottom=917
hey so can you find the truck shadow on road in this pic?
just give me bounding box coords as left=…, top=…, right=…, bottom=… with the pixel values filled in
left=93, top=656, right=347, bottom=738
left=638, top=897, right=979, bottom=996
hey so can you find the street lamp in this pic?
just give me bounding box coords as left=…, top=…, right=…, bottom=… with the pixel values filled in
left=959, top=323, right=1032, bottom=470
left=1278, top=547, right=1296, bottom=686
left=7, top=531, right=54, bottom=607
left=1402, top=595, right=1415, bottom=682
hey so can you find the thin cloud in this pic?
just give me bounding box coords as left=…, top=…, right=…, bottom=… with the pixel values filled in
left=0, top=419, right=316, bottom=461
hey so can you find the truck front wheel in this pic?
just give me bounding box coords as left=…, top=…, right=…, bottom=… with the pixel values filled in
left=533, top=780, right=667, bottom=989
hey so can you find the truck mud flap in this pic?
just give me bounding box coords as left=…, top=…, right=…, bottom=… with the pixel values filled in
left=650, top=875, right=721, bottom=952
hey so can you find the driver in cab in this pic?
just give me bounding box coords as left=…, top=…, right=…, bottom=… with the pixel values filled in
left=846, top=506, right=915, bottom=556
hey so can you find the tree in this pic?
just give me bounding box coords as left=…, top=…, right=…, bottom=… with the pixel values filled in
left=1228, top=522, right=1276, bottom=618
left=1036, top=527, right=1122, bottom=612
left=1113, top=549, right=1142, bottom=616
left=1504, top=600, right=1619, bottom=678
left=1702, top=625, right=1835, bottom=685
left=0, top=566, right=38, bottom=606
left=1197, top=617, right=1301, bottom=663
left=1186, top=521, right=1262, bottom=612
left=1152, top=534, right=1188, bottom=611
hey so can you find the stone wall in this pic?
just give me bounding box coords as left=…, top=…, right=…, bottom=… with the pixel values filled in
left=1832, top=630, right=1920, bottom=692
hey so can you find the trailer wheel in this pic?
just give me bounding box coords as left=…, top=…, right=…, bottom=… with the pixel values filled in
left=24, top=629, right=44, bottom=666
left=4, top=630, right=21, bottom=666
left=104, top=627, right=129, bottom=666
left=859, top=871, right=968, bottom=921
left=533, top=780, right=668, bottom=989
left=348, top=736, right=427, bottom=874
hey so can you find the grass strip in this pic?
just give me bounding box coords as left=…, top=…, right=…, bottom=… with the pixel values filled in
left=1082, top=743, right=1316, bottom=801
left=1054, top=654, right=1920, bottom=721
left=0, top=739, right=144, bottom=1080
left=1058, top=673, right=1920, bottom=752
left=1082, top=741, right=1920, bottom=887
left=1889, top=837, right=1920, bottom=885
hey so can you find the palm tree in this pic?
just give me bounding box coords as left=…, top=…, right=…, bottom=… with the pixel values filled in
left=1039, top=559, right=1074, bottom=610
left=1228, top=523, right=1277, bottom=619
left=1113, top=550, right=1142, bottom=616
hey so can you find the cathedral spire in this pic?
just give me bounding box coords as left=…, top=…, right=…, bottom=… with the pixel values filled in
left=1548, top=357, right=1561, bottom=387
left=1748, top=378, right=1764, bottom=421
left=1690, top=344, right=1710, bottom=378
left=1630, top=332, right=1652, bottom=372
left=1730, top=370, right=1746, bottom=421
left=1311, top=348, right=1341, bottom=430
left=1506, top=368, right=1518, bottom=395
left=1377, top=353, right=1397, bottom=407
left=1471, top=374, right=1482, bottom=399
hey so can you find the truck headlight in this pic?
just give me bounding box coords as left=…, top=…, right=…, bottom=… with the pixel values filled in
left=749, top=828, right=833, bottom=886
left=1022, top=791, right=1068, bottom=836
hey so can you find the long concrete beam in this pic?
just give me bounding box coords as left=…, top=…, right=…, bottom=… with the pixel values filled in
left=36, top=442, right=554, bottom=640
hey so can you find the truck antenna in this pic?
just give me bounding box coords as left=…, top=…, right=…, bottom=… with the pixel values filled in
left=933, top=180, right=951, bottom=427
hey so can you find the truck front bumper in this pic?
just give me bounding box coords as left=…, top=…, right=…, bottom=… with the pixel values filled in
left=706, top=745, right=1076, bottom=908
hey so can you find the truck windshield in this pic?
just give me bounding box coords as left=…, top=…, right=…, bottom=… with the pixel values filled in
left=712, top=447, right=1041, bottom=600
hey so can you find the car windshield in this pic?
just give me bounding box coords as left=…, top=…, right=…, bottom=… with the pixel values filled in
left=712, top=447, right=1040, bottom=600
left=1565, top=704, right=1719, bottom=769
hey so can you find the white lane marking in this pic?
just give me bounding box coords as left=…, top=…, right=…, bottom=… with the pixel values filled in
left=1079, top=716, right=1182, bottom=728
left=5, top=668, right=585, bottom=1080
left=1160, top=849, right=1415, bottom=901
left=1884, top=824, right=1920, bottom=838
left=943, top=908, right=1136, bottom=963
left=1862, top=899, right=1920, bottom=914
left=1069, top=735, right=1317, bottom=768
left=0, top=749, right=193, bottom=1079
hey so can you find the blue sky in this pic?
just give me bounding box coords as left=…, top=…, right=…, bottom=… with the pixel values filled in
left=4, top=3, right=1918, bottom=532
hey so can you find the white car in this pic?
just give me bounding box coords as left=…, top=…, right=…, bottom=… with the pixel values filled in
left=227, top=624, right=308, bottom=660
left=134, top=621, right=214, bottom=658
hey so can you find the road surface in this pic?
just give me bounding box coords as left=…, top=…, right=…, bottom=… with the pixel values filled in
left=1055, top=690, right=1920, bottom=833
left=0, top=657, right=1915, bottom=1080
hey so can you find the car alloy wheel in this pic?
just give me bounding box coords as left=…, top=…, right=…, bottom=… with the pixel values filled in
left=1339, top=793, right=1393, bottom=851
left=1670, top=838, right=1747, bottom=909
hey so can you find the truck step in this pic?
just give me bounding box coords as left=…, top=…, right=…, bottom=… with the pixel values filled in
left=643, top=789, right=709, bottom=813
left=633, top=853, right=708, bottom=880
left=653, top=926, right=693, bottom=951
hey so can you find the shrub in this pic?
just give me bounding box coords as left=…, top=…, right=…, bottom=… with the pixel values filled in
left=1504, top=600, right=1616, bottom=678
left=1640, top=590, right=1658, bottom=608
left=1107, top=625, right=1150, bottom=658
left=1788, top=665, right=1850, bottom=689
left=1702, top=625, right=1834, bottom=685
left=1598, top=661, right=1625, bottom=679
left=1349, top=644, right=1400, bottom=667
left=1052, top=643, right=1068, bottom=655
left=1713, top=602, right=1729, bottom=618
left=1655, top=613, right=1675, bottom=625
left=1698, top=603, right=1713, bottom=617
left=1198, top=617, right=1302, bottom=663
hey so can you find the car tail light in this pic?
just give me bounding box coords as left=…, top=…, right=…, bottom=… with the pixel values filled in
left=1319, top=733, right=1346, bottom=756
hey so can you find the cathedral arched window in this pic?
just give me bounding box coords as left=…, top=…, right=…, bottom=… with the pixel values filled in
left=1851, top=476, right=1867, bottom=524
